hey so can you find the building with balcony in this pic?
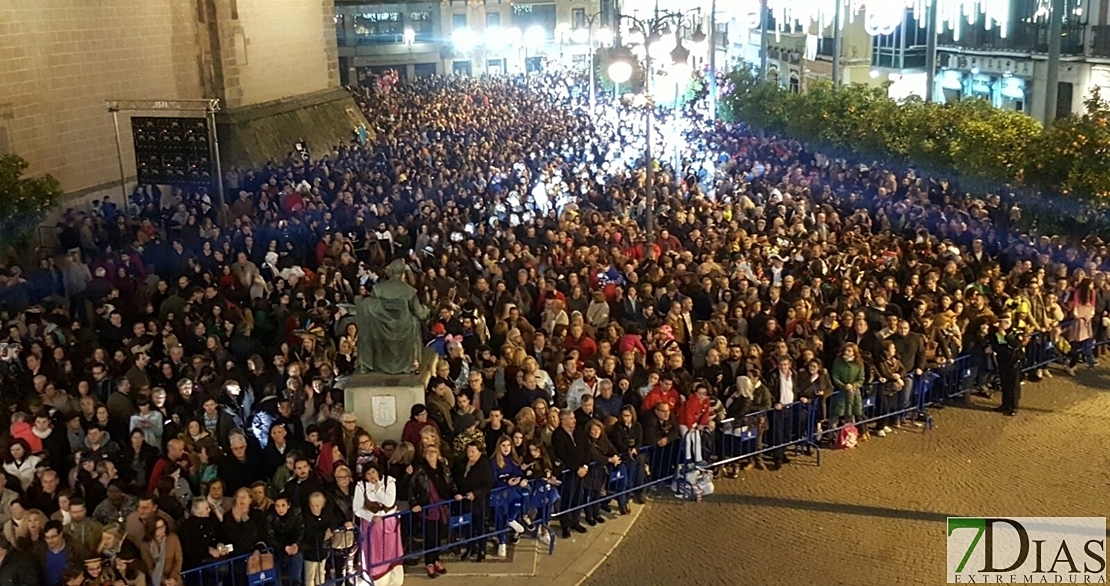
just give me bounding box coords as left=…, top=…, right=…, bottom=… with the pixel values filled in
left=336, top=0, right=603, bottom=84
left=932, top=0, right=1091, bottom=122
left=723, top=0, right=1110, bottom=123
left=725, top=9, right=879, bottom=94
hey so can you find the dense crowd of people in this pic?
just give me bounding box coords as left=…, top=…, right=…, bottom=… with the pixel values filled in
left=0, top=69, right=1107, bottom=586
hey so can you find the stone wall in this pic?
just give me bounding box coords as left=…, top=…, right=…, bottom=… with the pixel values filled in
left=0, top=0, right=205, bottom=193
left=1, top=0, right=344, bottom=195
left=211, top=0, right=340, bottom=109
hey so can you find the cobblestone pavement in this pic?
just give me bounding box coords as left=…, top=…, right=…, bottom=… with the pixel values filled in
left=585, top=368, right=1110, bottom=586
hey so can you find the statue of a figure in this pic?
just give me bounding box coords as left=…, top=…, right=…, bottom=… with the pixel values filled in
left=353, top=259, right=429, bottom=374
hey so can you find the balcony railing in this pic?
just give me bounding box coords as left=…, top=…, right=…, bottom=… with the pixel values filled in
left=337, top=32, right=436, bottom=47
left=872, top=46, right=926, bottom=69
left=937, top=22, right=1084, bottom=55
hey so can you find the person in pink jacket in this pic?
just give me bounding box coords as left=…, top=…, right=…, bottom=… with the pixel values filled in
left=618, top=325, right=648, bottom=358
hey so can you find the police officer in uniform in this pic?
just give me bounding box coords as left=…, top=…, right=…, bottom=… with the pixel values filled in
left=991, top=313, right=1027, bottom=417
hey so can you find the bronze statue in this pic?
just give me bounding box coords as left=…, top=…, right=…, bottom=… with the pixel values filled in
left=353, top=259, right=429, bottom=374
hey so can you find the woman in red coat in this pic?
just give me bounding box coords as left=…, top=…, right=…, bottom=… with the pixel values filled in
left=677, top=381, right=713, bottom=467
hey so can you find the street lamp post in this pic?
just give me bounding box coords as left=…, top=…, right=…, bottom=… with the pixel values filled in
left=609, top=6, right=701, bottom=248
left=609, top=60, right=633, bottom=99
left=707, top=0, right=718, bottom=118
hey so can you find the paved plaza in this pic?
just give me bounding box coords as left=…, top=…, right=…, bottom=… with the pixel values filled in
left=583, top=368, right=1110, bottom=586
left=437, top=367, right=1109, bottom=586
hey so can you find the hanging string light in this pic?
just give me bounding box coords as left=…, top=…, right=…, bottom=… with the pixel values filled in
left=861, top=1, right=905, bottom=35
left=907, top=0, right=1014, bottom=40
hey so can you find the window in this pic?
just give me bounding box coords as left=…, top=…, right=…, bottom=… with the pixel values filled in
left=486, top=11, right=501, bottom=27
left=335, top=14, right=346, bottom=44
left=408, top=11, right=433, bottom=37
left=453, top=13, right=468, bottom=29
left=789, top=74, right=800, bottom=94
left=572, top=8, right=586, bottom=29
left=353, top=12, right=403, bottom=43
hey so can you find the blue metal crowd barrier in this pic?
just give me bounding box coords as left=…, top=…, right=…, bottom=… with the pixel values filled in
left=706, top=327, right=1109, bottom=471
left=550, top=439, right=688, bottom=519
left=182, top=548, right=265, bottom=586
left=182, top=329, right=1110, bottom=586
left=716, top=401, right=820, bottom=467
left=181, top=524, right=356, bottom=586
left=329, top=441, right=691, bottom=579
left=353, top=483, right=554, bottom=574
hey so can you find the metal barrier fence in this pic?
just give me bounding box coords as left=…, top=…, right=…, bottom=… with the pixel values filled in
left=181, top=524, right=357, bottom=586
left=183, top=327, right=1107, bottom=585
left=552, top=439, right=688, bottom=518
left=182, top=548, right=265, bottom=586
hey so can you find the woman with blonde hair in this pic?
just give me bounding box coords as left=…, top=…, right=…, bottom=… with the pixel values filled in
left=417, top=425, right=449, bottom=462
left=489, top=435, right=531, bottom=543
left=522, top=357, right=555, bottom=399
left=541, top=298, right=569, bottom=336
left=421, top=353, right=449, bottom=392
left=928, top=311, right=963, bottom=365
left=514, top=406, right=537, bottom=442
left=98, top=523, right=126, bottom=565
left=507, top=346, right=528, bottom=369
left=15, top=508, right=47, bottom=552
left=503, top=327, right=527, bottom=357
left=223, top=488, right=266, bottom=562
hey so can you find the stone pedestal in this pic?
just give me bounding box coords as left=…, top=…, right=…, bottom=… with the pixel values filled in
left=344, top=372, right=424, bottom=445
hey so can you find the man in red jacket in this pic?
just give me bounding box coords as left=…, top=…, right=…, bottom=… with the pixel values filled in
left=641, top=372, right=682, bottom=415
left=147, top=439, right=187, bottom=494
left=677, top=381, right=713, bottom=468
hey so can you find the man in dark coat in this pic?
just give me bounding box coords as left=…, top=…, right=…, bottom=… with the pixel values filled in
left=550, top=410, right=588, bottom=539
left=280, top=455, right=326, bottom=510
left=642, top=401, right=682, bottom=479
left=0, top=532, right=40, bottom=586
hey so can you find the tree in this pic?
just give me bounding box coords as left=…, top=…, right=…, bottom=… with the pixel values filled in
left=1025, top=88, right=1110, bottom=198
left=947, top=99, right=1041, bottom=183
left=719, top=64, right=790, bottom=131
left=0, top=154, right=63, bottom=248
